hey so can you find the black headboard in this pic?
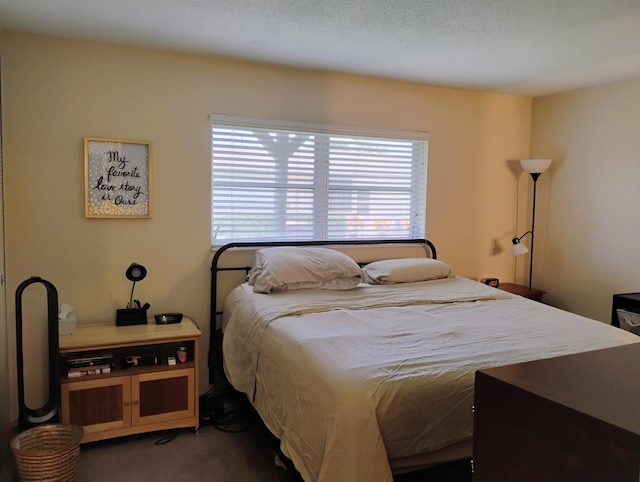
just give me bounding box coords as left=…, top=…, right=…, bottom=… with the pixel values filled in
left=208, top=238, right=437, bottom=385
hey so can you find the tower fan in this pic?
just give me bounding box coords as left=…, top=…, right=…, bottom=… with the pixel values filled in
left=15, top=276, right=60, bottom=429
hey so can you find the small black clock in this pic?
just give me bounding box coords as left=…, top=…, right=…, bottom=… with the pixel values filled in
left=481, top=277, right=499, bottom=288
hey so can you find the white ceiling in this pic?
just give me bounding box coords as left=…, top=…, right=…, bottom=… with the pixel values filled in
left=1, top=0, right=640, bottom=97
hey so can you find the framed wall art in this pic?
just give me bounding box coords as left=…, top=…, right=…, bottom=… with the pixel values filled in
left=84, top=137, right=152, bottom=218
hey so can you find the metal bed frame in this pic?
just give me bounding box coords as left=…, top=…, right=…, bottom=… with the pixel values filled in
left=208, top=238, right=437, bottom=385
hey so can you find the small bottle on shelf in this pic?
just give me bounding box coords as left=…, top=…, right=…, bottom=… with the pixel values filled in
left=177, top=346, right=188, bottom=363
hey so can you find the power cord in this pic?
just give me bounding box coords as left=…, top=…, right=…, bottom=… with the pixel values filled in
left=183, top=314, right=200, bottom=329
left=199, top=385, right=251, bottom=433
left=153, top=429, right=179, bottom=445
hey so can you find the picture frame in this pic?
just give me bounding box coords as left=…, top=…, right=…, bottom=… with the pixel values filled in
left=84, top=137, right=152, bottom=218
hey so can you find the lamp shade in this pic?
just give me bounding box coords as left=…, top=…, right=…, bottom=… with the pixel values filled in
left=511, top=239, right=530, bottom=256
left=521, top=158, right=552, bottom=174
left=126, top=263, right=147, bottom=282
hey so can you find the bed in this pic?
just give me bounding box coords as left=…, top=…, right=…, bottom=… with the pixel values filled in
left=210, top=239, right=640, bottom=482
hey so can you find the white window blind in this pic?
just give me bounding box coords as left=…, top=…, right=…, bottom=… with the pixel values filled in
left=210, top=115, right=428, bottom=245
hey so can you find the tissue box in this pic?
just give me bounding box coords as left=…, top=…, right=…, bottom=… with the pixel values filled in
left=59, top=318, right=77, bottom=335
left=59, top=302, right=77, bottom=335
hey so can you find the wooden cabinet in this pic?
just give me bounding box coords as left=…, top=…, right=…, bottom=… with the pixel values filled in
left=498, top=282, right=545, bottom=301
left=474, top=344, right=640, bottom=481
left=59, top=318, right=200, bottom=443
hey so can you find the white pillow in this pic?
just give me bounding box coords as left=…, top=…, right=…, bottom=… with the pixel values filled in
left=248, top=247, right=363, bottom=294
left=363, top=258, right=454, bottom=284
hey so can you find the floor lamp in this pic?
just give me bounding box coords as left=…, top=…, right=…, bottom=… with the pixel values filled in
left=512, top=158, right=552, bottom=289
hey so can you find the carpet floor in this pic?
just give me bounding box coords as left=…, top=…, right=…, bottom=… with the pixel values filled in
left=7, top=408, right=471, bottom=481
left=74, top=424, right=294, bottom=482
left=72, top=417, right=471, bottom=482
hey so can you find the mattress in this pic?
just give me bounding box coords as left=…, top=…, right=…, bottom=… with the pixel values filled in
left=222, top=276, right=640, bottom=482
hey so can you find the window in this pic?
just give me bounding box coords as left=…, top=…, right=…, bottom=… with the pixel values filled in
left=210, top=115, right=428, bottom=246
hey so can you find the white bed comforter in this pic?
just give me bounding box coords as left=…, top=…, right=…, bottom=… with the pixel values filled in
left=222, top=277, right=640, bottom=482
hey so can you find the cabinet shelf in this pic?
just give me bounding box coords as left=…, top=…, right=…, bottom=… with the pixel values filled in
left=60, top=361, right=196, bottom=384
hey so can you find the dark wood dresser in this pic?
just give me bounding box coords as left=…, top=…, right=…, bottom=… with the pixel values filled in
left=473, top=343, right=640, bottom=482
left=612, top=292, right=640, bottom=327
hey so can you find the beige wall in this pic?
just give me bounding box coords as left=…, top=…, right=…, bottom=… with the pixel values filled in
left=531, top=76, right=640, bottom=322
left=0, top=30, right=531, bottom=415
left=0, top=32, right=11, bottom=478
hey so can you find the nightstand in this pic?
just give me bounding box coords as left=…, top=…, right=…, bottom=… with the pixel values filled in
left=59, top=317, right=201, bottom=443
left=498, top=283, right=545, bottom=302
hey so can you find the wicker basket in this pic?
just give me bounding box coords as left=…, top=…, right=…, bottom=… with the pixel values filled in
left=10, top=424, right=83, bottom=482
